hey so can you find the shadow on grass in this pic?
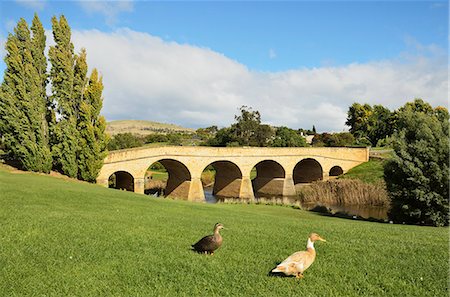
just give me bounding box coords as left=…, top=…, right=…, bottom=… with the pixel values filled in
left=309, top=205, right=388, bottom=224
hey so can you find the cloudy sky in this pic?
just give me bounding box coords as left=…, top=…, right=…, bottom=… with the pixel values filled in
left=0, top=1, right=448, bottom=132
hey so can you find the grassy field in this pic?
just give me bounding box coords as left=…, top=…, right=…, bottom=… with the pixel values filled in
left=0, top=167, right=448, bottom=296
left=339, top=158, right=385, bottom=184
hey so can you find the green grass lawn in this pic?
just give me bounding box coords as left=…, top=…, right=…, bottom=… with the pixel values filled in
left=0, top=167, right=448, bottom=296
left=340, top=158, right=385, bottom=184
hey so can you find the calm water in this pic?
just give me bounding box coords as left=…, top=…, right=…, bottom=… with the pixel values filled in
left=203, top=188, right=388, bottom=220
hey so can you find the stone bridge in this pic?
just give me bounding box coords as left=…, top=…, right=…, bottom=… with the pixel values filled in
left=96, top=146, right=369, bottom=201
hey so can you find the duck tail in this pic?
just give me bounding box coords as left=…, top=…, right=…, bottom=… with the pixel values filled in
left=272, top=265, right=285, bottom=273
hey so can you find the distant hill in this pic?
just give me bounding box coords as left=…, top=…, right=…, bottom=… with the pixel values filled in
left=106, top=120, right=195, bottom=136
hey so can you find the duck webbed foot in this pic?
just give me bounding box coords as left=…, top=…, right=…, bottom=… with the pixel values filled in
left=295, top=273, right=304, bottom=279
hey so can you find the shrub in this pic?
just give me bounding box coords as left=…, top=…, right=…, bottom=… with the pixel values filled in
left=384, top=100, right=449, bottom=226
left=107, top=133, right=144, bottom=150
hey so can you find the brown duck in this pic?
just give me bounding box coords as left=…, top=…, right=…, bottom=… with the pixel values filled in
left=191, top=223, right=224, bottom=255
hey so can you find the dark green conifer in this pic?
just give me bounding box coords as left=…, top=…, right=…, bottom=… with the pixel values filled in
left=49, top=15, right=78, bottom=178
left=0, top=17, right=52, bottom=172
left=77, top=68, right=108, bottom=182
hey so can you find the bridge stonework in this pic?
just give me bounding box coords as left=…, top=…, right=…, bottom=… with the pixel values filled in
left=97, top=146, right=369, bottom=201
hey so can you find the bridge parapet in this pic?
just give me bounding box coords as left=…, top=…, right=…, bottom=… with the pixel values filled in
left=98, top=146, right=369, bottom=201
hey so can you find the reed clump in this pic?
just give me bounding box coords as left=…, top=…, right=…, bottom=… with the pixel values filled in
left=297, top=179, right=389, bottom=207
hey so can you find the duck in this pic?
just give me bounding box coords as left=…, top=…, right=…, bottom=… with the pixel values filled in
left=272, top=232, right=326, bottom=279
left=191, top=223, right=225, bottom=255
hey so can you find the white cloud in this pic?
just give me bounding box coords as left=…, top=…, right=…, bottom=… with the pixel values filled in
left=68, top=28, right=447, bottom=132
left=78, top=1, right=133, bottom=26
left=15, top=0, right=46, bottom=10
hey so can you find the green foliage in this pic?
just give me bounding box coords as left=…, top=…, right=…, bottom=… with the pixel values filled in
left=253, top=124, right=275, bottom=146
left=49, top=15, right=78, bottom=177
left=384, top=100, right=449, bottom=226
left=145, top=133, right=168, bottom=143
left=271, top=126, right=306, bottom=147
left=195, top=126, right=218, bottom=141
left=0, top=167, right=448, bottom=297
left=206, top=127, right=236, bottom=147
left=149, top=161, right=165, bottom=170
left=312, top=132, right=355, bottom=147
left=1, top=14, right=107, bottom=181
left=0, top=17, right=52, bottom=172
left=107, top=133, right=144, bottom=150
left=346, top=103, right=394, bottom=146
left=232, top=105, right=261, bottom=146
left=167, top=133, right=183, bottom=145
left=77, top=69, right=108, bottom=182
left=206, top=106, right=275, bottom=147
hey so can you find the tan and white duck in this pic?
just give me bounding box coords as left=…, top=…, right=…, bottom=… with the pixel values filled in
left=191, top=223, right=225, bottom=255
left=272, top=233, right=326, bottom=278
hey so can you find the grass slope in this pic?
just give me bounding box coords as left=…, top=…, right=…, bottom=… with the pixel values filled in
left=340, top=158, right=385, bottom=184
left=0, top=168, right=448, bottom=296
left=106, top=120, right=194, bottom=136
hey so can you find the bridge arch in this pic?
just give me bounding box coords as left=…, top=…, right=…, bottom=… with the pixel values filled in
left=293, top=158, right=323, bottom=184
left=202, top=160, right=242, bottom=199
left=151, top=159, right=192, bottom=198
left=252, top=160, right=286, bottom=197
left=109, top=171, right=134, bottom=192
left=329, top=165, right=344, bottom=177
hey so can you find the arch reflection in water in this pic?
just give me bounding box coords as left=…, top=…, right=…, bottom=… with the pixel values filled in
left=252, top=160, right=286, bottom=197
left=145, top=159, right=191, bottom=198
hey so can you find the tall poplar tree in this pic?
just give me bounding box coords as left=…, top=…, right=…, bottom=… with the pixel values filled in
left=77, top=68, right=108, bottom=182
left=0, top=17, right=52, bottom=172
left=49, top=15, right=79, bottom=178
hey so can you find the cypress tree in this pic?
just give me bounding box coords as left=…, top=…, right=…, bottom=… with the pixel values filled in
left=0, top=17, right=52, bottom=172
left=49, top=15, right=78, bottom=178
left=77, top=68, right=108, bottom=182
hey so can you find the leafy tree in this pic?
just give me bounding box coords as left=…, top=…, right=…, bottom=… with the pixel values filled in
left=312, top=132, right=355, bottom=147
left=196, top=126, right=218, bottom=141
left=49, top=15, right=79, bottom=177
left=0, top=17, right=52, bottom=172
left=253, top=124, right=275, bottom=147
left=77, top=69, right=108, bottom=182
left=346, top=103, right=372, bottom=137
left=167, top=133, right=183, bottom=145
left=107, top=133, right=144, bottom=151
left=312, top=125, right=316, bottom=134
left=368, top=105, right=394, bottom=146
left=232, top=105, right=261, bottom=146
left=384, top=101, right=449, bottom=226
left=346, top=102, right=394, bottom=146
left=271, top=126, right=306, bottom=147
left=31, top=14, right=52, bottom=160
left=145, top=134, right=168, bottom=143
left=206, top=127, right=235, bottom=147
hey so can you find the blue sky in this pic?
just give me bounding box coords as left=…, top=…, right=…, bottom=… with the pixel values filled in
left=0, top=1, right=448, bottom=131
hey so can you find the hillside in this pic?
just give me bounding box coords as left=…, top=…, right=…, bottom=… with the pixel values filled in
left=0, top=166, right=448, bottom=296
left=106, top=120, right=195, bottom=136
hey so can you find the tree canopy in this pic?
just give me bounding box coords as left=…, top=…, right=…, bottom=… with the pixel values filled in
left=384, top=99, right=449, bottom=226
left=0, top=14, right=108, bottom=182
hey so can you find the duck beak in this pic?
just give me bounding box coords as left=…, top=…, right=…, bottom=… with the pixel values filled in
left=319, top=237, right=327, bottom=242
